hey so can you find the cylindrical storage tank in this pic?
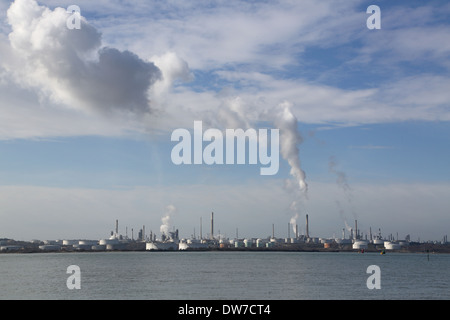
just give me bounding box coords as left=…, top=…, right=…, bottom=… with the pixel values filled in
left=290, top=238, right=298, bottom=244
left=234, top=240, right=244, bottom=248
left=106, top=244, right=118, bottom=250
left=372, top=239, right=384, bottom=245
left=79, top=240, right=98, bottom=246
left=324, top=243, right=332, bottom=249
left=244, top=239, right=253, bottom=248
left=352, top=241, right=368, bottom=250
left=99, top=238, right=119, bottom=245
left=62, top=240, right=77, bottom=246
left=384, top=242, right=401, bottom=250
left=265, top=242, right=274, bottom=248
left=256, top=239, right=264, bottom=248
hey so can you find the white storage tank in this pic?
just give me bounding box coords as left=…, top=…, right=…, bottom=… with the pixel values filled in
left=256, top=239, right=264, bottom=248
left=99, top=238, right=120, bottom=245
left=234, top=240, right=244, bottom=248
left=79, top=240, right=98, bottom=246
left=62, top=240, right=77, bottom=246
left=384, top=242, right=402, bottom=250
left=244, top=239, right=253, bottom=248
left=372, top=239, right=384, bottom=245
left=0, top=246, right=22, bottom=252
left=352, top=241, right=368, bottom=250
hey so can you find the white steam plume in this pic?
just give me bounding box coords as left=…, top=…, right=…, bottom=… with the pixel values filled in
left=160, top=204, right=176, bottom=236
left=275, top=102, right=308, bottom=194
left=329, top=156, right=357, bottom=232
left=274, top=101, right=308, bottom=234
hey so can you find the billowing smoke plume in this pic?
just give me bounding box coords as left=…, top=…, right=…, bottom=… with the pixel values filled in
left=4, top=0, right=161, bottom=115
left=274, top=102, right=308, bottom=234
left=329, top=156, right=351, bottom=198
left=329, top=156, right=356, bottom=232
left=160, top=204, right=176, bottom=236
left=275, top=102, right=308, bottom=194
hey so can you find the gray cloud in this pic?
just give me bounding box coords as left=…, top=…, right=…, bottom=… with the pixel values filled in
left=3, top=0, right=161, bottom=116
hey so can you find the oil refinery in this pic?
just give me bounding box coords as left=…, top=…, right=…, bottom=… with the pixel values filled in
left=2, top=212, right=448, bottom=254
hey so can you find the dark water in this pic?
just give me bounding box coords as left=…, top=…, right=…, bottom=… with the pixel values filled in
left=0, top=251, right=448, bottom=300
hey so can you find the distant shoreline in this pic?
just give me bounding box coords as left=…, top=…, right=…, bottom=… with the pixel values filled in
left=2, top=241, right=450, bottom=254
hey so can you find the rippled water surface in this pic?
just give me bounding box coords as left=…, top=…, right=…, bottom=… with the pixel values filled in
left=0, top=251, right=449, bottom=299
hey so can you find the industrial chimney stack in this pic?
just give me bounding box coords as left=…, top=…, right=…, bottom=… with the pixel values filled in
left=306, top=214, right=309, bottom=239
left=210, top=212, right=214, bottom=240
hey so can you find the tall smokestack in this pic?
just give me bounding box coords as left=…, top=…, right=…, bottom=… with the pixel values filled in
left=288, top=222, right=290, bottom=238
left=115, top=219, right=119, bottom=237
left=355, top=220, right=358, bottom=240
left=211, top=212, right=214, bottom=240
left=272, top=224, right=275, bottom=239
left=306, top=214, right=309, bottom=238
left=200, top=217, right=203, bottom=239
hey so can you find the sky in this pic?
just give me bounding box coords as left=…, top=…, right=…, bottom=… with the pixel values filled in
left=0, top=0, right=449, bottom=242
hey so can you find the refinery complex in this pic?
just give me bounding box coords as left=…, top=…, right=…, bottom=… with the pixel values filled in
left=1, top=212, right=449, bottom=253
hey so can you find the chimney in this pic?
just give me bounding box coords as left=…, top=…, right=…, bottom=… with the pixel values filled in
left=306, top=214, right=309, bottom=238
left=115, top=219, right=119, bottom=237
left=355, top=220, right=358, bottom=240
left=210, top=212, right=214, bottom=240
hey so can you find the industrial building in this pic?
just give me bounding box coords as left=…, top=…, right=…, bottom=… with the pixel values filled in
left=1, top=214, right=448, bottom=253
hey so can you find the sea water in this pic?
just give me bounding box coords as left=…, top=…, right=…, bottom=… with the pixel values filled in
left=0, top=251, right=449, bottom=300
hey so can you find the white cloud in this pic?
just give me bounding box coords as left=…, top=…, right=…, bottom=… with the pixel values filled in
left=2, top=0, right=161, bottom=116
left=1, top=0, right=449, bottom=141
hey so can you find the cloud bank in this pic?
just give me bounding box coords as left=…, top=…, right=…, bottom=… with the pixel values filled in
left=3, top=0, right=161, bottom=117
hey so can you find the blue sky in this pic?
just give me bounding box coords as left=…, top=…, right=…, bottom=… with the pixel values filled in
left=0, top=0, right=449, bottom=241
